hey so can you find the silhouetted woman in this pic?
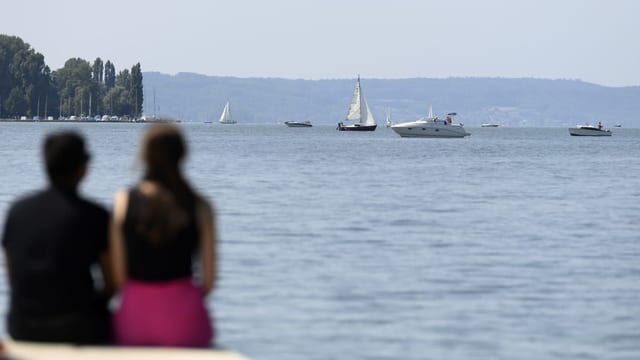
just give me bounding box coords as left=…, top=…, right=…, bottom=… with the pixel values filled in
left=110, top=124, right=216, bottom=347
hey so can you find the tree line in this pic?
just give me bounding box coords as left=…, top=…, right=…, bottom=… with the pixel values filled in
left=0, top=34, right=143, bottom=119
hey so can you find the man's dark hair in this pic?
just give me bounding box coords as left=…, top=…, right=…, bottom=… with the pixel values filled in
left=43, top=131, right=91, bottom=189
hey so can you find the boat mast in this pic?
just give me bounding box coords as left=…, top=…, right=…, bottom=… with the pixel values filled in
left=358, top=76, right=367, bottom=124
left=386, top=107, right=391, bottom=126
left=153, top=88, right=157, bottom=118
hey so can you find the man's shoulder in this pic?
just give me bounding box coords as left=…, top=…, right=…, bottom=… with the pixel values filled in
left=77, top=196, right=109, bottom=218
left=8, top=189, right=50, bottom=212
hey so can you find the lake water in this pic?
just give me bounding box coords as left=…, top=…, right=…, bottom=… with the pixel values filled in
left=0, top=122, right=639, bottom=360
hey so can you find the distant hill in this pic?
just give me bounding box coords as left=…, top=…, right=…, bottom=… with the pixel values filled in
left=142, top=72, right=640, bottom=127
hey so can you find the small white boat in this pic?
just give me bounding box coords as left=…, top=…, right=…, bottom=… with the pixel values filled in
left=390, top=108, right=469, bottom=138
left=385, top=108, right=393, bottom=128
left=285, top=121, right=312, bottom=127
left=218, top=101, right=236, bottom=124
left=481, top=123, right=499, bottom=127
left=568, top=124, right=611, bottom=136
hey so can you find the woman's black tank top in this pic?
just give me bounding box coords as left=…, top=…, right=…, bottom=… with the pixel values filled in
left=123, top=188, right=199, bottom=281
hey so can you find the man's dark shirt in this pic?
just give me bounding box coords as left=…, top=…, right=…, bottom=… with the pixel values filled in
left=2, top=187, right=110, bottom=343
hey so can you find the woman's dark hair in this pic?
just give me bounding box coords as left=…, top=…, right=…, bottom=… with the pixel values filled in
left=43, top=131, right=90, bottom=189
left=137, top=124, right=197, bottom=243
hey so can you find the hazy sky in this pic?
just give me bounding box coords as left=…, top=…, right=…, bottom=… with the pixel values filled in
left=3, top=0, right=639, bottom=87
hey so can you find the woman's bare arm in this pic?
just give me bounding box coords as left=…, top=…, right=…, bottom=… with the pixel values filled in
left=109, top=190, right=129, bottom=290
left=197, top=198, right=217, bottom=296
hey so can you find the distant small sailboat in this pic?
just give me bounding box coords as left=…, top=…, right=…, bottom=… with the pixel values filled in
left=385, top=108, right=393, bottom=127
left=218, top=101, right=236, bottom=124
left=337, top=76, right=377, bottom=131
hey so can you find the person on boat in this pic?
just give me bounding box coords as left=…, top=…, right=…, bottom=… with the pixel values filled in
left=598, top=121, right=603, bottom=129
left=2, top=131, right=112, bottom=344
left=446, top=116, right=452, bottom=125
left=110, top=123, right=216, bottom=347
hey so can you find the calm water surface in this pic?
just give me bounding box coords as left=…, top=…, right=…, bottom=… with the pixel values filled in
left=0, top=123, right=639, bottom=360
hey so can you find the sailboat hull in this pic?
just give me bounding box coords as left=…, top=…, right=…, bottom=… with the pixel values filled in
left=337, top=123, right=377, bottom=131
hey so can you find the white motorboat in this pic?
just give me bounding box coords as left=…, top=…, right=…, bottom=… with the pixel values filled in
left=568, top=124, right=611, bottom=136
left=285, top=121, right=312, bottom=127
left=481, top=123, right=499, bottom=127
left=390, top=109, right=470, bottom=138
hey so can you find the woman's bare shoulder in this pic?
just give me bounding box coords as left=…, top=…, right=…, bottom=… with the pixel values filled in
left=113, top=188, right=130, bottom=203
left=138, top=180, right=163, bottom=196
left=195, top=195, right=215, bottom=216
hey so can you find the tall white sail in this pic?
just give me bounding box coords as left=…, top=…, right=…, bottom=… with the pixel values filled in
left=362, top=98, right=375, bottom=125
left=218, top=101, right=235, bottom=124
left=345, top=77, right=376, bottom=125
left=385, top=108, right=392, bottom=127
left=345, top=78, right=363, bottom=122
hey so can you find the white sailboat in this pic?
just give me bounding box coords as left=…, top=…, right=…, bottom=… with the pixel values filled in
left=385, top=108, right=393, bottom=127
left=218, top=101, right=236, bottom=124
left=337, top=76, right=377, bottom=131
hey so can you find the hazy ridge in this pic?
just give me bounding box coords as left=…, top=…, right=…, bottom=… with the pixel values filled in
left=142, top=72, right=639, bottom=127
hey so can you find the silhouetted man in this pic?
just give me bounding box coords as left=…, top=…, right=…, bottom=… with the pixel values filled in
left=2, top=131, right=112, bottom=344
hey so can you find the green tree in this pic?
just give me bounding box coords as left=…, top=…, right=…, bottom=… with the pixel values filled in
left=5, top=88, right=27, bottom=117
left=52, top=58, right=95, bottom=116
left=111, top=69, right=133, bottom=116
left=131, top=63, right=143, bottom=117
left=103, top=86, right=131, bottom=116
left=104, top=60, right=116, bottom=89
left=92, top=57, right=104, bottom=83
left=1, top=35, right=143, bottom=119
left=0, top=34, right=53, bottom=117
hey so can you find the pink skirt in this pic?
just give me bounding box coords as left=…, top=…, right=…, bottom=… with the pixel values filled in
left=113, top=278, right=214, bottom=347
